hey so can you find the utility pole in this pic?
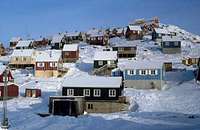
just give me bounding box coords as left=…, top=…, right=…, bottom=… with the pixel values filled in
left=1, top=67, right=9, bottom=130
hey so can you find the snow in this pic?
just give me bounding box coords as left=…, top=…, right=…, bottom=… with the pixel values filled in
left=128, top=25, right=142, bottom=31
left=94, top=51, right=117, bottom=61
left=162, top=36, right=181, bottom=42
left=63, top=44, right=79, bottom=51
left=51, top=34, right=65, bottom=43
left=36, top=50, right=61, bottom=62
left=10, top=37, right=21, bottom=42
left=0, top=65, right=6, bottom=75
left=62, top=75, right=122, bottom=88
left=154, top=28, right=170, bottom=34
left=15, top=40, right=33, bottom=47
left=11, top=49, right=34, bottom=57
left=0, top=24, right=200, bottom=130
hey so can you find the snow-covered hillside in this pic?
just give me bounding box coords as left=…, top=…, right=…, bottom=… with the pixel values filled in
left=0, top=25, right=200, bottom=130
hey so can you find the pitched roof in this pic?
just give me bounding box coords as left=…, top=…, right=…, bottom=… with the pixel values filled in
left=128, top=25, right=142, bottom=31
left=0, top=65, right=6, bottom=75
left=118, top=59, right=163, bottom=70
left=12, top=49, right=34, bottom=57
left=63, top=44, right=79, bottom=51
left=51, top=34, right=65, bottom=43
left=16, top=40, right=33, bottom=47
left=62, top=75, right=122, bottom=88
left=66, top=32, right=80, bottom=37
left=36, top=50, right=61, bottom=62
left=162, top=36, right=181, bottom=42
left=87, top=29, right=104, bottom=37
left=94, top=51, right=117, bottom=61
left=154, top=28, right=170, bottom=34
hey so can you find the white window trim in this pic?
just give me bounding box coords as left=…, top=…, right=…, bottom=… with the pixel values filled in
left=93, top=89, right=101, bottom=97
left=139, top=70, right=146, bottom=75
left=98, top=61, right=103, bottom=66
left=109, top=89, right=116, bottom=97
left=127, top=69, right=136, bottom=75
left=37, top=62, right=44, bottom=67
left=67, top=89, right=74, bottom=96
left=83, top=89, right=90, bottom=96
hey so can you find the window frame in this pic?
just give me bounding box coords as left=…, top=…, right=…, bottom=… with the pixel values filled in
left=109, top=89, right=116, bottom=97
left=67, top=89, right=74, bottom=96
left=93, top=89, right=101, bottom=97
left=83, top=89, right=90, bottom=96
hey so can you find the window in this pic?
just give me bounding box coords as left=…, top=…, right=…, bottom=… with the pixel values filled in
left=15, top=57, right=18, bottom=61
left=139, top=70, right=146, bottom=75
left=165, top=42, right=170, bottom=46
left=84, top=89, right=90, bottom=96
left=88, top=104, right=93, bottom=109
left=118, top=47, right=124, bottom=51
left=127, top=70, right=136, bottom=75
left=109, top=89, right=116, bottom=97
left=98, top=61, right=103, bottom=66
left=65, top=52, right=69, bottom=56
left=50, top=62, right=57, bottom=67
left=150, top=70, right=156, bottom=75
left=22, top=57, right=26, bottom=61
left=93, top=89, right=101, bottom=97
left=98, top=37, right=102, bottom=40
left=67, top=89, right=74, bottom=96
left=37, top=62, right=44, bottom=67
left=174, top=42, right=179, bottom=46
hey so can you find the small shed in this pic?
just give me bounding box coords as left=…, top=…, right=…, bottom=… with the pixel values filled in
left=25, top=88, right=41, bottom=98
left=49, top=96, right=85, bottom=116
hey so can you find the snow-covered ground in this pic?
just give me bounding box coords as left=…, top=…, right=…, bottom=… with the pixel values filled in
left=0, top=25, right=200, bottom=130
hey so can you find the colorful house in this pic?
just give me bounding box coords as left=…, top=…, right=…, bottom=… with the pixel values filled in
left=62, top=44, right=79, bottom=63
left=161, top=36, right=181, bottom=54
left=182, top=48, right=200, bottom=66
left=152, top=28, right=171, bottom=42
left=93, top=51, right=118, bottom=75
left=62, top=75, right=127, bottom=113
left=51, top=33, right=67, bottom=49
left=9, top=49, right=35, bottom=69
left=112, top=60, right=165, bottom=89
left=65, top=32, right=82, bottom=44
left=0, top=65, right=19, bottom=99
left=125, top=25, right=143, bottom=40
left=35, top=50, right=62, bottom=78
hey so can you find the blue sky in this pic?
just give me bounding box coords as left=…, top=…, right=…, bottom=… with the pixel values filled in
left=0, top=0, right=200, bottom=46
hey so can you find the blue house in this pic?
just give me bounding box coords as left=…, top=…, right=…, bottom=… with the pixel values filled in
left=112, top=60, right=165, bottom=89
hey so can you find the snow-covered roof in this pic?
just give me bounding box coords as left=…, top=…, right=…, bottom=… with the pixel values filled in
left=128, top=25, right=142, bottom=31
left=10, top=37, right=21, bottom=42
left=154, top=28, right=170, bottom=34
left=16, top=40, right=33, bottom=47
left=118, top=59, right=163, bottom=70
left=117, top=28, right=124, bottom=33
left=66, top=32, right=80, bottom=37
left=63, top=44, right=79, bottom=51
left=62, top=75, right=122, bottom=88
left=36, top=50, right=61, bottom=62
left=110, top=37, right=140, bottom=47
left=94, top=51, right=117, bottom=61
left=87, top=29, right=104, bottom=37
left=12, top=49, right=34, bottom=57
left=187, top=48, right=200, bottom=58
left=162, top=36, right=181, bottom=42
left=0, top=65, right=6, bottom=75
left=51, top=34, right=65, bottom=43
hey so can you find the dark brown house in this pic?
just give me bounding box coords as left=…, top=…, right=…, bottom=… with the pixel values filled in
left=125, top=25, right=143, bottom=40
left=9, top=37, right=22, bottom=49
left=62, top=44, right=79, bottom=62
left=33, top=37, right=49, bottom=48
left=66, top=32, right=83, bottom=44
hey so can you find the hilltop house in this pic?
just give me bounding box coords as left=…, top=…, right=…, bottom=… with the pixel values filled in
left=9, top=49, right=35, bottom=69
left=35, top=50, right=62, bottom=78
left=161, top=36, right=181, bottom=54
left=65, top=32, right=82, bottom=44
left=86, top=29, right=108, bottom=46
left=33, top=37, right=49, bottom=48
left=15, top=40, right=34, bottom=49
left=125, top=25, right=143, bottom=40
left=62, top=75, right=127, bottom=113
left=62, top=44, right=79, bottom=63
left=51, top=33, right=67, bottom=49
left=152, top=28, right=171, bottom=42
left=9, top=37, right=22, bottom=49
left=111, top=41, right=137, bottom=58
left=112, top=60, right=165, bottom=89
left=0, top=65, right=19, bottom=99
left=93, top=51, right=118, bottom=75
left=182, top=48, right=200, bottom=66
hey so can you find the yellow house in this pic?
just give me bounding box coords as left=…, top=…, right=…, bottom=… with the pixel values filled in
left=9, top=49, right=36, bottom=69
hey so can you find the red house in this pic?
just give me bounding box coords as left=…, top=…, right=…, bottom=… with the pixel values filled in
left=25, top=88, right=41, bottom=98
left=0, top=65, right=19, bottom=99
left=125, top=25, right=143, bottom=40
left=62, top=44, right=79, bottom=62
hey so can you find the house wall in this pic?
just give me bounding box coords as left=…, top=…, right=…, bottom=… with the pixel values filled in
left=124, top=80, right=162, bottom=89
left=10, top=56, right=35, bottom=67
left=35, top=70, right=59, bottom=78
left=87, top=36, right=104, bottom=46
left=94, top=60, right=117, bottom=69
left=125, top=28, right=143, bottom=40
left=62, top=51, right=79, bottom=62
left=112, top=47, right=137, bottom=58
left=85, top=101, right=128, bottom=113
left=162, top=48, right=181, bottom=54
left=62, top=87, right=122, bottom=101
left=0, top=71, right=14, bottom=82
left=0, top=84, right=19, bottom=99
